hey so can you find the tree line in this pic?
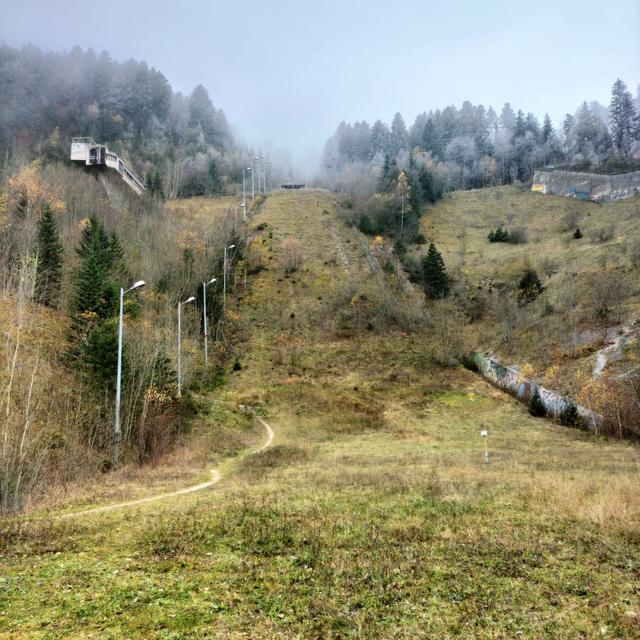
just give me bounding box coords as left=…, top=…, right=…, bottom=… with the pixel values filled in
left=322, top=78, right=640, bottom=192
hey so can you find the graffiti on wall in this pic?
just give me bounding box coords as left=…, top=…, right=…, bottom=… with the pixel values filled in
left=471, top=352, right=602, bottom=432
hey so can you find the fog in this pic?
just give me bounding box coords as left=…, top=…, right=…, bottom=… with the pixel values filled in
left=1, top=0, right=638, bottom=177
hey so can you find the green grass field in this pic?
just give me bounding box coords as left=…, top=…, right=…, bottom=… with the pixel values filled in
left=1, top=190, right=639, bottom=639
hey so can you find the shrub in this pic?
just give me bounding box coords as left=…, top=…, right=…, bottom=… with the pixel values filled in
left=488, top=226, right=509, bottom=242
left=529, top=389, right=546, bottom=417
left=573, top=228, right=583, bottom=239
left=590, top=224, right=616, bottom=243
left=507, top=226, right=528, bottom=244
left=517, top=268, right=544, bottom=304
left=540, top=256, right=559, bottom=278
left=414, top=233, right=427, bottom=245
left=358, top=215, right=374, bottom=235
left=282, top=238, right=303, bottom=273
left=559, top=404, right=582, bottom=428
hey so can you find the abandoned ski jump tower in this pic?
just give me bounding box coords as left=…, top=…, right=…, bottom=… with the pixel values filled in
left=70, top=137, right=146, bottom=196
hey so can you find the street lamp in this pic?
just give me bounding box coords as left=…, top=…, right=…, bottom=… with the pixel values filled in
left=202, top=277, right=216, bottom=367
left=177, top=295, right=196, bottom=397
left=252, top=158, right=257, bottom=200
left=223, top=244, right=236, bottom=311
left=243, top=167, right=251, bottom=214
left=114, top=279, right=146, bottom=466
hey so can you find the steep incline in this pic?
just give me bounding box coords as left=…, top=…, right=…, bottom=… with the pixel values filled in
left=2, top=190, right=639, bottom=639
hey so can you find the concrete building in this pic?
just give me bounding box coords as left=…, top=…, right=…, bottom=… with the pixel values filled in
left=70, top=137, right=146, bottom=196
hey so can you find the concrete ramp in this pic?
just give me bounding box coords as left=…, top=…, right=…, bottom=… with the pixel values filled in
left=71, top=137, right=146, bottom=196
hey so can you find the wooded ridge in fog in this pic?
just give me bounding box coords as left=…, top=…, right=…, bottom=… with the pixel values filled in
left=322, top=79, right=640, bottom=191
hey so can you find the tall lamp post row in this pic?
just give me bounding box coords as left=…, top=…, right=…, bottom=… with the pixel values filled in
left=243, top=157, right=271, bottom=202
left=114, top=243, right=236, bottom=465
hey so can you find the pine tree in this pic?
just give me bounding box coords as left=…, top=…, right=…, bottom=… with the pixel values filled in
left=573, top=228, right=583, bottom=239
left=542, top=114, right=554, bottom=143
left=35, top=204, right=63, bottom=307
left=559, top=403, right=581, bottom=427
left=70, top=218, right=128, bottom=386
left=209, top=158, right=221, bottom=194
left=517, top=268, right=543, bottom=304
left=379, top=154, right=398, bottom=192
left=609, top=79, right=636, bottom=154
left=529, top=389, right=546, bottom=417
left=417, top=166, right=437, bottom=203
left=422, top=242, right=449, bottom=299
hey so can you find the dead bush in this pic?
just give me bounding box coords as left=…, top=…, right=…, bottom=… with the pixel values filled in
left=428, top=299, right=465, bottom=366
left=283, top=238, right=303, bottom=273
left=628, top=238, right=640, bottom=269
left=589, top=270, right=626, bottom=325
left=507, top=226, right=528, bottom=244
left=589, top=224, right=616, bottom=243
left=539, top=256, right=560, bottom=278
left=580, top=375, right=640, bottom=440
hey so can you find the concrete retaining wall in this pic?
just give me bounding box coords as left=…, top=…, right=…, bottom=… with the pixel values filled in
left=472, top=352, right=602, bottom=432
left=532, top=170, right=640, bottom=202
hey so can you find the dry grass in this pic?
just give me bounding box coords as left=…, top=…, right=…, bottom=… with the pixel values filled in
left=415, top=184, right=640, bottom=387
left=1, top=190, right=639, bottom=638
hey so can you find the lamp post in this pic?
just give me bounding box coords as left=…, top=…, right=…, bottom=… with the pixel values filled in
left=223, top=244, right=236, bottom=312
left=252, top=159, right=257, bottom=200
left=177, top=295, right=196, bottom=397
left=202, top=277, right=216, bottom=367
left=258, top=155, right=264, bottom=194
left=114, top=279, right=146, bottom=466
left=242, top=167, right=249, bottom=216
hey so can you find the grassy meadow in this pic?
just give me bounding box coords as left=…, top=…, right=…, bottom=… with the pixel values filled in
left=1, top=190, right=639, bottom=638
left=414, top=185, right=640, bottom=387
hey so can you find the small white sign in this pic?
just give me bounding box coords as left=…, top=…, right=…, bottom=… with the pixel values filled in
left=480, top=430, right=488, bottom=437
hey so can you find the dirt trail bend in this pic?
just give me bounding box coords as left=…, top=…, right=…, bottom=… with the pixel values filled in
left=49, top=413, right=274, bottom=520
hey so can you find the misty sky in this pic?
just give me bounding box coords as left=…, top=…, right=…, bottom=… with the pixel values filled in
left=1, top=0, right=638, bottom=173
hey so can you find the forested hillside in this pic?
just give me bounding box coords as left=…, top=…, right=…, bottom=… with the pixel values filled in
left=322, top=79, right=640, bottom=193
left=0, top=44, right=255, bottom=197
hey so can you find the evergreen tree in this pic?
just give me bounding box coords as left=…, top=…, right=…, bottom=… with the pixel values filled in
left=35, top=204, right=64, bottom=307
left=70, top=218, right=128, bottom=385
left=517, top=268, right=543, bottom=304
left=542, top=114, right=554, bottom=143
left=84, top=318, right=119, bottom=388
left=512, top=110, right=527, bottom=141
left=529, top=389, right=546, bottom=417
left=573, top=228, right=583, bottom=239
left=390, top=112, right=409, bottom=156
left=488, top=226, right=509, bottom=242
left=609, top=78, right=636, bottom=154
left=72, top=220, right=121, bottom=330
left=421, top=242, right=449, bottom=298
left=421, top=119, right=440, bottom=155
left=209, top=158, right=221, bottom=193
left=559, top=403, right=581, bottom=427
left=379, top=154, right=398, bottom=192
left=417, top=166, right=437, bottom=203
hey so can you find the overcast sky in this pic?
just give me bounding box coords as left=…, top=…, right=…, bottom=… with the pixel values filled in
left=1, top=0, right=638, bottom=174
